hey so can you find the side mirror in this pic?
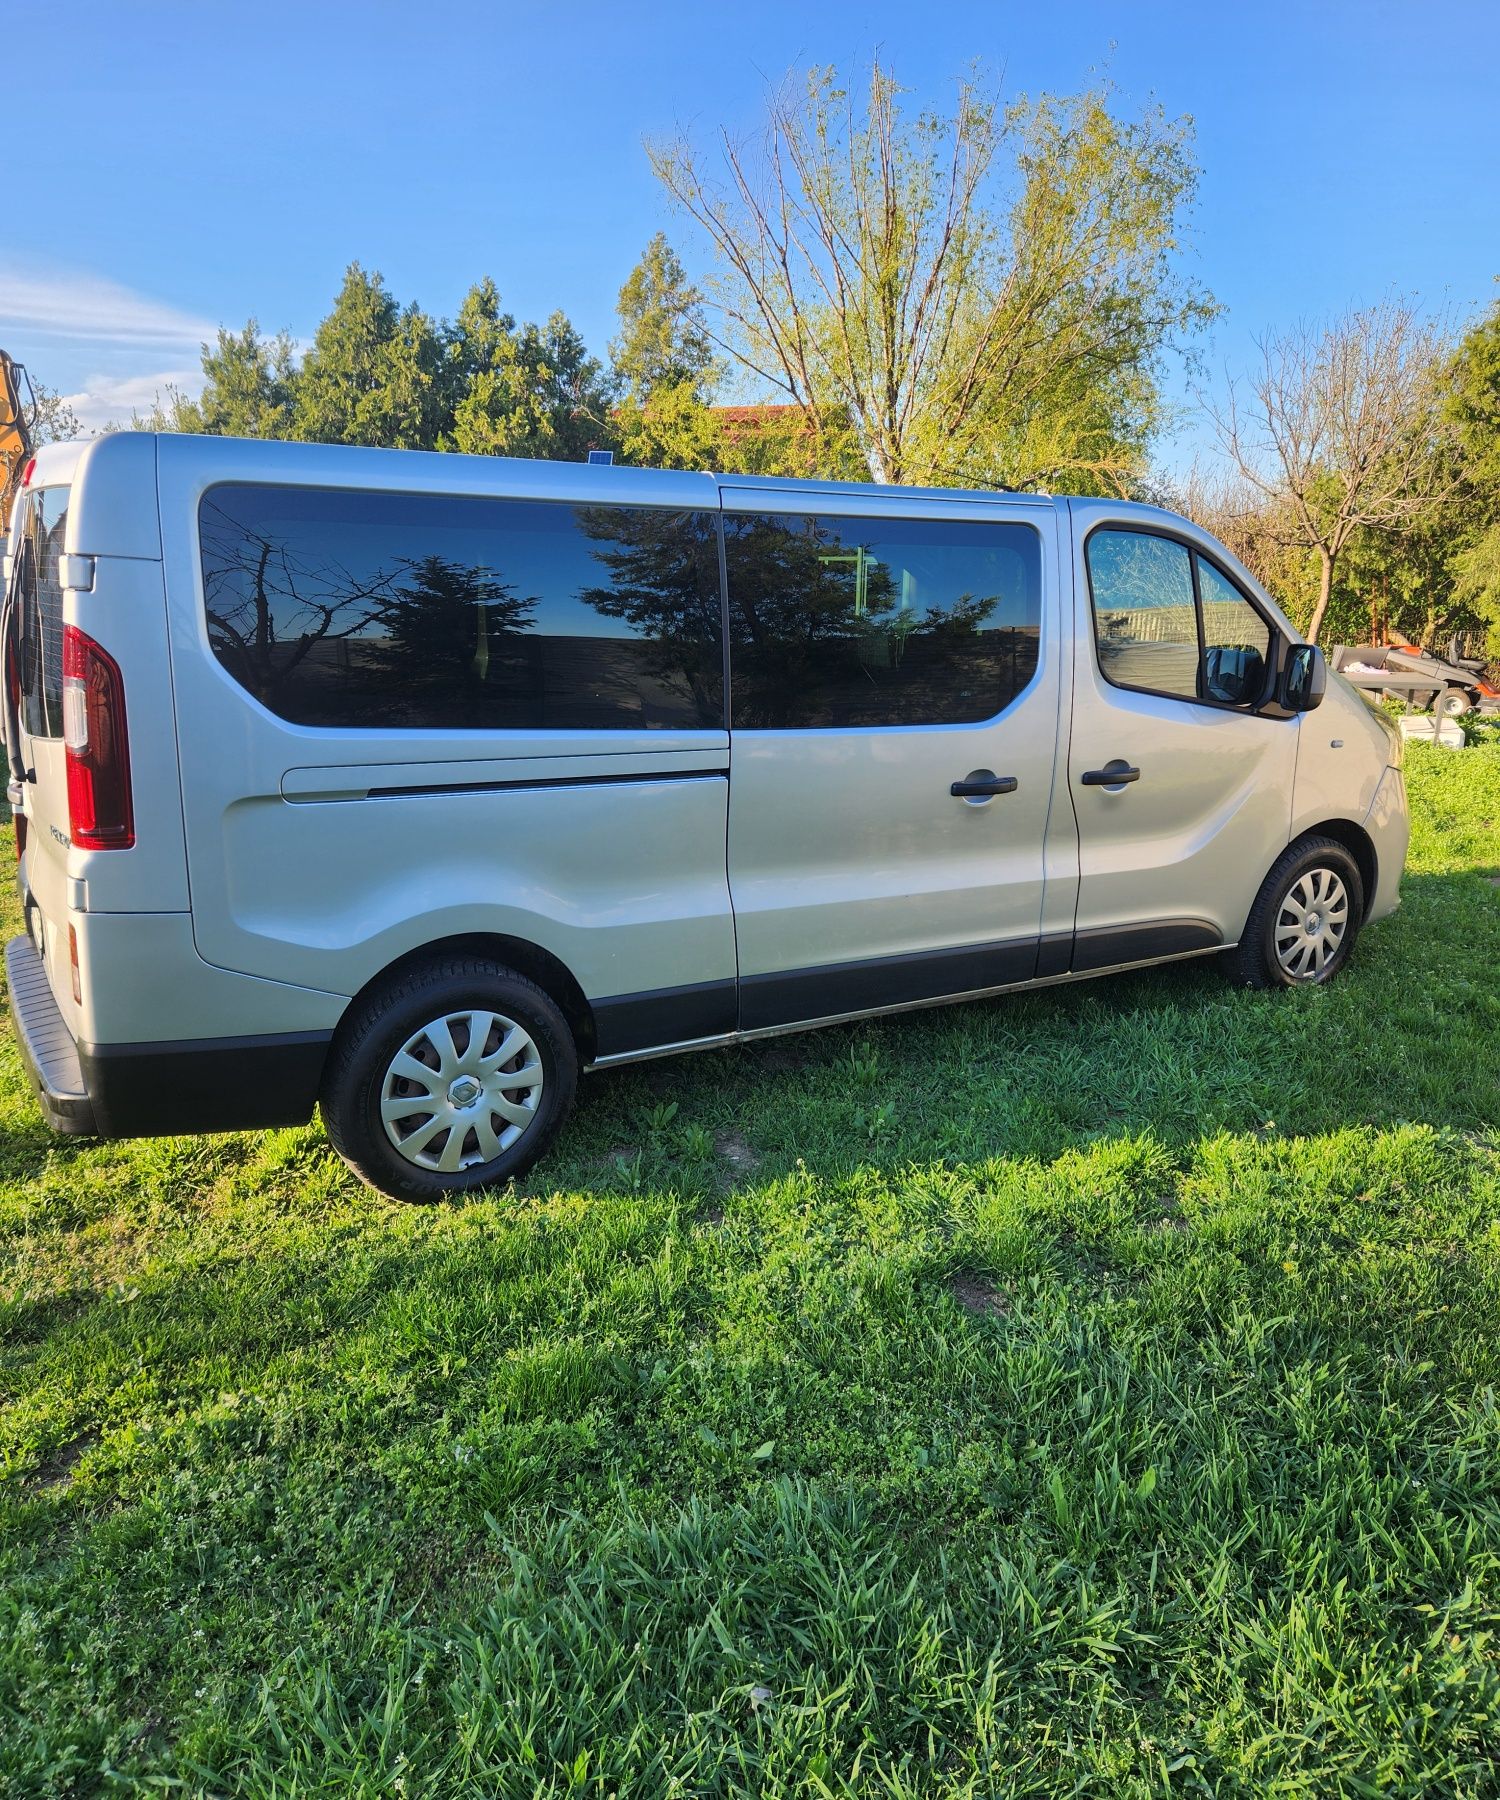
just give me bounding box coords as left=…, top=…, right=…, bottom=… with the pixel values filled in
left=1205, top=643, right=1267, bottom=706
left=1279, top=643, right=1326, bottom=712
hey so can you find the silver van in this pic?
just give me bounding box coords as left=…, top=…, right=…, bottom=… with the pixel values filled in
left=2, top=434, right=1408, bottom=1201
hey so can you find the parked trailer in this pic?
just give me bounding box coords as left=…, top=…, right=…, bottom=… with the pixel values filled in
left=1330, top=642, right=1499, bottom=717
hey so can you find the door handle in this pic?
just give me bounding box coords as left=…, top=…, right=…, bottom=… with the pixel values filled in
left=1080, top=760, right=1140, bottom=787
left=951, top=771, right=1019, bottom=800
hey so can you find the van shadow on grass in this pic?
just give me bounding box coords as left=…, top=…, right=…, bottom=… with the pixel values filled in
left=0, top=871, right=1493, bottom=1212
left=563, top=869, right=1500, bottom=1194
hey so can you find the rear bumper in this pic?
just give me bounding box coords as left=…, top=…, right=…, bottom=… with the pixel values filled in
left=6, top=935, right=332, bottom=1138
left=6, top=936, right=98, bottom=1133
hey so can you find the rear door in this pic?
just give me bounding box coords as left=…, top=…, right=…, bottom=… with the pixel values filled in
left=721, top=488, right=1072, bottom=1028
left=1066, top=508, right=1298, bottom=965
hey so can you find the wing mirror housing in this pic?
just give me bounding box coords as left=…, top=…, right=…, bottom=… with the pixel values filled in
left=1278, top=643, right=1326, bottom=713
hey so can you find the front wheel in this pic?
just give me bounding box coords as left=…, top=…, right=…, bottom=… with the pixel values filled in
left=320, top=956, right=579, bottom=1202
left=1224, top=836, right=1365, bottom=990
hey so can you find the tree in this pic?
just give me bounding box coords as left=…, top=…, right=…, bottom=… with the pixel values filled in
left=1444, top=300, right=1500, bottom=651
left=1207, top=299, right=1452, bottom=645
left=293, top=263, right=446, bottom=449
left=159, top=322, right=298, bottom=438
left=445, top=281, right=614, bottom=461
left=29, top=380, right=82, bottom=447
left=610, top=235, right=722, bottom=470
left=649, top=62, right=1213, bottom=493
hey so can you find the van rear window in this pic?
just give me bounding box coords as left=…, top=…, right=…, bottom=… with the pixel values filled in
left=12, top=486, right=70, bottom=739
left=198, top=485, right=725, bottom=732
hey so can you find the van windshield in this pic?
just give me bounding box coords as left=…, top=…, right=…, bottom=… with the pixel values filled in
left=9, top=485, right=70, bottom=740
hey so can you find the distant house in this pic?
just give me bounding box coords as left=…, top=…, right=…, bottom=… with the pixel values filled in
left=712, top=402, right=850, bottom=479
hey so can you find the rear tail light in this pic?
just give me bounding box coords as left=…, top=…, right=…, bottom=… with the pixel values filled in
left=62, top=625, right=134, bottom=850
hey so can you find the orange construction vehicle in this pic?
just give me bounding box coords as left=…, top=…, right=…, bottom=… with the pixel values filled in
left=0, top=351, right=36, bottom=535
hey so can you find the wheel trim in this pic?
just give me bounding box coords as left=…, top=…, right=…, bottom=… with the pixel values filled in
left=1273, top=867, right=1350, bottom=980
left=379, top=1009, right=544, bottom=1173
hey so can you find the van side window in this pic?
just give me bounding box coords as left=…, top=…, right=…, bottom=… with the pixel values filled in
left=198, top=487, right=725, bottom=732
left=722, top=512, right=1041, bottom=729
left=1087, top=531, right=1199, bottom=700
left=1197, top=558, right=1274, bottom=704
left=1087, top=528, right=1273, bottom=709
left=13, top=487, right=70, bottom=739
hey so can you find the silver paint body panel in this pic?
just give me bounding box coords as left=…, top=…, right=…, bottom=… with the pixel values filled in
left=7, top=434, right=1408, bottom=1080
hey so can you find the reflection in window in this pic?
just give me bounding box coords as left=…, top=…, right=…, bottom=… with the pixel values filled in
left=198, top=486, right=724, bottom=731
left=1197, top=558, right=1273, bottom=702
left=13, top=486, right=70, bottom=739
left=723, top=513, right=1042, bottom=728
left=1088, top=530, right=1200, bottom=700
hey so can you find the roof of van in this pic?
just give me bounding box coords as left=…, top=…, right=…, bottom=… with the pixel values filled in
left=26, top=428, right=1181, bottom=522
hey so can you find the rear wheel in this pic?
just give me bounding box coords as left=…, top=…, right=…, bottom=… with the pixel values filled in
left=1224, top=836, right=1364, bottom=990
left=321, top=957, right=579, bottom=1202
left=1438, top=686, right=1473, bottom=718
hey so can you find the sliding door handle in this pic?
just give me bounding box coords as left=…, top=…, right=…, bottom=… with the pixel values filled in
left=1080, top=760, right=1140, bottom=787
left=951, top=771, right=1019, bottom=800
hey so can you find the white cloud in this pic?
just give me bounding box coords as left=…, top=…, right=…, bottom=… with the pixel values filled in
left=60, top=368, right=205, bottom=433
left=0, top=263, right=216, bottom=348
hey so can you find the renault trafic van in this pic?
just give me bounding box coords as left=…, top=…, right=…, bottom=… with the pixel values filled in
left=2, top=434, right=1408, bottom=1200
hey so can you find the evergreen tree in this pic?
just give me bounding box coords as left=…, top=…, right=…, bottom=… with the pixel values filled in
left=445, top=291, right=614, bottom=461
left=610, top=234, right=721, bottom=471
left=293, top=264, right=445, bottom=449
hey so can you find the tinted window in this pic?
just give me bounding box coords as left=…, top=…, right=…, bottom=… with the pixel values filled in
left=13, top=486, right=70, bottom=739
left=1088, top=530, right=1199, bottom=700
left=723, top=512, right=1041, bottom=728
left=199, top=486, right=724, bottom=731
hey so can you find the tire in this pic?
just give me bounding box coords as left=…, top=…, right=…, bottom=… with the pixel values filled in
left=320, top=956, right=579, bottom=1202
left=1224, top=836, right=1365, bottom=990
left=1438, top=687, right=1473, bottom=718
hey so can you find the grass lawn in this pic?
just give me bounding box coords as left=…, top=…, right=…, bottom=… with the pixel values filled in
left=2, top=741, right=1499, bottom=1797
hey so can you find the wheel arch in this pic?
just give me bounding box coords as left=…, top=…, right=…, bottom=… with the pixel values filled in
left=337, top=933, right=597, bottom=1063
left=1294, top=819, right=1377, bottom=920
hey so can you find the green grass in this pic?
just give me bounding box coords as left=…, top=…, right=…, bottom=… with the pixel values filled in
left=2, top=742, right=1499, bottom=1797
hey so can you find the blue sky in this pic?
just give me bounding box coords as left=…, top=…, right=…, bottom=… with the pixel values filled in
left=9, top=0, right=1499, bottom=467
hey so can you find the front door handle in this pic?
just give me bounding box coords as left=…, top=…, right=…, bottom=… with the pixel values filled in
left=1080, top=760, right=1140, bottom=787
left=951, top=770, right=1019, bottom=800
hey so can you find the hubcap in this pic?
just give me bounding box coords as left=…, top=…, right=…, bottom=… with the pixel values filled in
left=1274, top=867, right=1350, bottom=981
left=380, top=1009, right=544, bottom=1173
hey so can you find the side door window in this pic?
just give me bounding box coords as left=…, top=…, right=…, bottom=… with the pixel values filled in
left=1198, top=557, right=1273, bottom=706
left=1086, top=527, right=1272, bottom=710
left=1087, top=530, right=1200, bottom=701
left=723, top=511, right=1042, bottom=728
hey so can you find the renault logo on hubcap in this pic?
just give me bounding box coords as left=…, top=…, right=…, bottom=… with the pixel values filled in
left=448, top=1076, right=482, bottom=1107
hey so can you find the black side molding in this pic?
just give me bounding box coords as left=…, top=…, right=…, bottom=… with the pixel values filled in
left=1070, top=918, right=1221, bottom=973
left=592, top=978, right=738, bottom=1058
left=739, top=937, right=1040, bottom=1033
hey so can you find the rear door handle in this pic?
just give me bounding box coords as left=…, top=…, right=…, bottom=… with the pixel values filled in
left=951, top=771, right=1019, bottom=800
left=1080, top=761, right=1140, bottom=787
